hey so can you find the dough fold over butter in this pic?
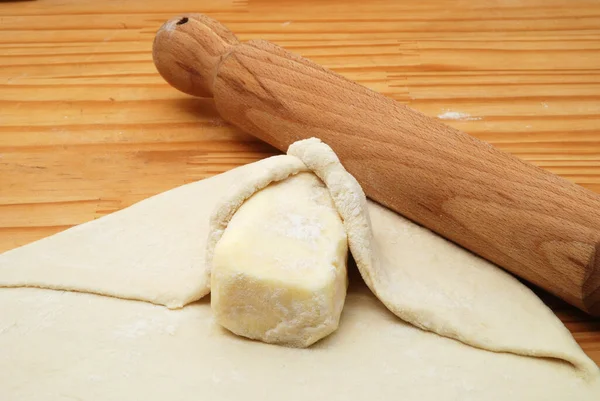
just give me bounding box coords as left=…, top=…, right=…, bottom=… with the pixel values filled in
left=208, top=138, right=599, bottom=376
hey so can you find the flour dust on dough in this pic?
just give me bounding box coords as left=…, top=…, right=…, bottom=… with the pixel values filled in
left=1, top=285, right=598, bottom=401
left=0, top=138, right=598, bottom=400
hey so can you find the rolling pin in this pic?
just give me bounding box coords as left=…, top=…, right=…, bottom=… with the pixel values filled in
left=152, top=14, right=600, bottom=316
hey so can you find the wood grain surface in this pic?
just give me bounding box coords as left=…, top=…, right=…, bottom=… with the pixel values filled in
left=0, top=0, right=599, bottom=363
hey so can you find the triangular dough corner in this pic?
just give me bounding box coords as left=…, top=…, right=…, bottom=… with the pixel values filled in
left=0, top=167, right=246, bottom=309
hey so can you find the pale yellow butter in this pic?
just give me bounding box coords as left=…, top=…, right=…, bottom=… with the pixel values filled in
left=211, top=172, right=348, bottom=347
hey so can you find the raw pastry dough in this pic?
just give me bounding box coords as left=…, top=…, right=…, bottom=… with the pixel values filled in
left=0, top=138, right=598, bottom=400
left=0, top=167, right=245, bottom=308
left=1, top=284, right=598, bottom=401
left=212, top=173, right=348, bottom=347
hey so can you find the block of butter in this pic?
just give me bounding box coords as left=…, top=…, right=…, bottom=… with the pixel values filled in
left=211, top=172, right=348, bottom=347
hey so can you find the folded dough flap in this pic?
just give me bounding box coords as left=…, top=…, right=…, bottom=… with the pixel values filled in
left=0, top=167, right=247, bottom=309
left=286, top=138, right=599, bottom=378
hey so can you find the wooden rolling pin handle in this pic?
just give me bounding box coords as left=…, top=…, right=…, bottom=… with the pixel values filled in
left=153, top=14, right=238, bottom=98
left=153, top=14, right=600, bottom=316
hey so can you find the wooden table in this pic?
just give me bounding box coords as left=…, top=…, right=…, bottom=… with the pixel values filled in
left=1, top=0, right=599, bottom=364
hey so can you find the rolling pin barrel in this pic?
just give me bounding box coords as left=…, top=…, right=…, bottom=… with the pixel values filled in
left=153, top=14, right=600, bottom=315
